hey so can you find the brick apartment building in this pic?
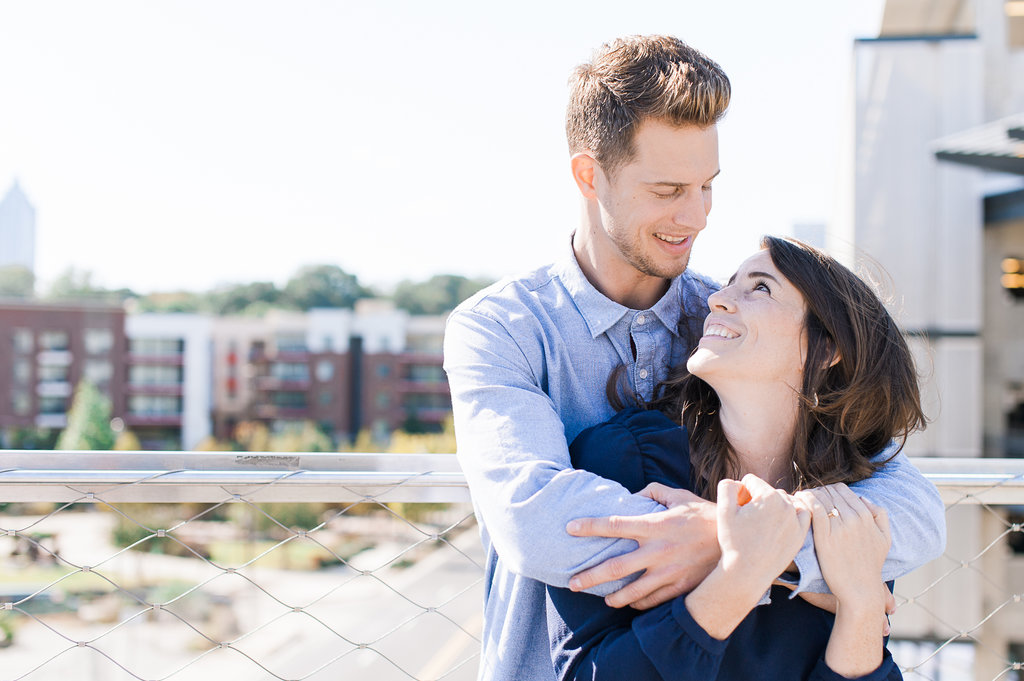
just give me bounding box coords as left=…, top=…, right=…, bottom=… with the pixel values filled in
left=0, top=302, right=126, bottom=442
left=1, top=300, right=452, bottom=450
left=216, top=304, right=450, bottom=443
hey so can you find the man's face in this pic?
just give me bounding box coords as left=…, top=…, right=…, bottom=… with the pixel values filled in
left=590, top=119, right=719, bottom=281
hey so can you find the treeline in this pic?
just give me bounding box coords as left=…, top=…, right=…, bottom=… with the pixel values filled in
left=0, top=264, right=493, bottom=316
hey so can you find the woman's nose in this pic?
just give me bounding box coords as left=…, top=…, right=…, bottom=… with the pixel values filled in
left=708, top=287, right=736, bottom=312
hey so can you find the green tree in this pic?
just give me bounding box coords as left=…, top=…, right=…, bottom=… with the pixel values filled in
left=282, top=265, right=369, bottom=309
left=270, top=421, right=334, bottom=452
left=0, top=265, right=34, bottom=298
left=392, top=274, right=493, bottom=314
left=56, top=381, right=116, bottom=450
left=135, top=291, right=204, bottom=313
left=206, top=281, right=283, bottom=315
left=44, top=267, right=135, bottom=304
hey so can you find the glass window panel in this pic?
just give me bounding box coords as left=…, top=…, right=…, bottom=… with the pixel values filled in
left=84, top=328, right=114, bottom=355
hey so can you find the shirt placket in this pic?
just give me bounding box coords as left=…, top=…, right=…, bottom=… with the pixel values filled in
left=630, top=311, right=656, bottom=402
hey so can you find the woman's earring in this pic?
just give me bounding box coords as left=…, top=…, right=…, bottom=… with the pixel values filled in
left=812, top=392, right=819, bottom=408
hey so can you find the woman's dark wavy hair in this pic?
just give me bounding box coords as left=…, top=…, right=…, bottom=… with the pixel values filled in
left=639, top=236, right=926, bottom=500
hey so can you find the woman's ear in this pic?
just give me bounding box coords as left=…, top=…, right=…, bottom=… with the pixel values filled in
left=828, top=350, right=841, bottom=368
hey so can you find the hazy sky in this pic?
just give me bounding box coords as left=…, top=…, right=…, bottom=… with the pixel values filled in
left=0, top=0, right=885, bottom=293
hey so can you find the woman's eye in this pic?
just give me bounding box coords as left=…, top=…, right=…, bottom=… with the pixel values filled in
left=753, top=281, right=771, bottom=294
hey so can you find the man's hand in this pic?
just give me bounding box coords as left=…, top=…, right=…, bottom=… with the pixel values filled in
left=566, top=483, right=719, bottom=609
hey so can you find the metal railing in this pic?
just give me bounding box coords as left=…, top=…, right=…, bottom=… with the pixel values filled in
left=0, top=454, right=1022, bottom=681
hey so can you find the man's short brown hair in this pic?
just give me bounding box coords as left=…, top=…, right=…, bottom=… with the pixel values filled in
left=566, top=35, right=731, bottom=174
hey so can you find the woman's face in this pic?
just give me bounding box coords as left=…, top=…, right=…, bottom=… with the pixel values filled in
left=687, top=249, right=808, bottom=392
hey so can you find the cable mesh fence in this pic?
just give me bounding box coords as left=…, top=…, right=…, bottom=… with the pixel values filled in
left=0, top=453, right=1021, bottom=681
left=0, top=451, right=481, bottom=681
left=888, top=459, right=1024, bottom=681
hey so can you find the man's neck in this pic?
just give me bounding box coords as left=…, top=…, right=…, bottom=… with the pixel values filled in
left=572, top=230, right=671, bottom=310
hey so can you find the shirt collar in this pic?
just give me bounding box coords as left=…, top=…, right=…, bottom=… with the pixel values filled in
left=554, top=236, right=686, bottom=339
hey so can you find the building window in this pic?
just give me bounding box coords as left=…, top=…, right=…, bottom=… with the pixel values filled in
left=39, top=395, right=67, bottom=414
left=129, top=365, right=183, bottom=386
left=272, top=391, right=308, bottom=409
left=128, top=395, right=182, bottom=416
left=84, top=360, right=114, bottom=386
left=407, top=364, right=445, bottom=383
left=13, top=328, right=33, bottom=354
left=84, top=328, right=114, bottom=355
left=376, top=393, right=390, bottom=408
left=319, top=390, right=332, bottom=406
left=376, top=364, right=391, bottom=378
left=315, top=360, right=334, bottom=382
left=130, top=338, right=184, bottom=356
left=1008, top=1, right=1024, bottom=48
left=39, top=331, right=69, bottom=351
left=12, top=358, right=31, bottom=385
left=270, top=362, right=310, bottom=382
left=402, top=393, right=453, bottom=410
left=11, top=390, right=31, bottom=415
left=38, top=364, right=69, bottom=383
left=275, top=334, right=307, bottom=353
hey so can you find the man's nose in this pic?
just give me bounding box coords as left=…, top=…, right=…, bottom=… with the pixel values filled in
left=673, top=192, right=708, bottom=232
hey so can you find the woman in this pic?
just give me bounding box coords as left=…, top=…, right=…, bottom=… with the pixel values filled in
left=547, top=236, right=934, bottom=680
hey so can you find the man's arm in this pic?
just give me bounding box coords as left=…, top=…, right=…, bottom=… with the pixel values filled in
left=570, top=442, right=946, bottom=603
left=444, top=306, right=715, bottom=594
left=790, top=443, right=946, bottom=594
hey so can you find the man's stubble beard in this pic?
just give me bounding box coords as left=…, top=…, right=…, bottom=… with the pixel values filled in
left=612, top=229, right=692, bottom=281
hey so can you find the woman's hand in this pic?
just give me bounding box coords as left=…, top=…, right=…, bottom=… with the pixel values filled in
left=683, top=474, right=810, bottom=640
left=796, top=485, right=890, bottom=605
left=717, top=474, right=810, bottom=589
left=796, top=484, right=891, bottom=677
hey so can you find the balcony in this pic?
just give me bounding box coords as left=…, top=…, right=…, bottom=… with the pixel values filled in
left=0, top=456, right=1021, bottom=681
left=255, top=376, right=311, bottom=392
left=36, top=350, right=72, bottom=366
left=32, top=414, right=67, bottom=429
left=124, top=413, right=183, bottom=428
left=128, top=353, right=185, bottom=366
left=125, top=383, right=185, bottom=397
left=35, top=382, right=72, bottom=398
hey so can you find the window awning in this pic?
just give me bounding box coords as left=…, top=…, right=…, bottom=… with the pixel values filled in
left=933, top=114, right=1024, bottom=175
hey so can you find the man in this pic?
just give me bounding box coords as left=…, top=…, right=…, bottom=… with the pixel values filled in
left=443, top=35, right=944, bottom=681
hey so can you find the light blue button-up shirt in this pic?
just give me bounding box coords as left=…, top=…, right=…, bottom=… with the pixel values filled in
left=443, top=245, right=945, bottom=681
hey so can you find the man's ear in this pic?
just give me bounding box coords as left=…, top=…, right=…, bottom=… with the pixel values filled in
left=570, top=152, right=599, bottom=199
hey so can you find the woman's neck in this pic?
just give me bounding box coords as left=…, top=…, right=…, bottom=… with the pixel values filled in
left=715, top=382, right=800, bottom=491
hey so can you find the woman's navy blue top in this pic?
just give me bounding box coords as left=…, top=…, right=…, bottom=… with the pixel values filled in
left=546, top=407, right=901, bottom=681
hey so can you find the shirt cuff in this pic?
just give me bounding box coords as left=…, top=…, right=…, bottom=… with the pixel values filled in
left=809, top=649, right=896, bottom=681
left=669, top=595, right=731, bottom=657
left=788, top=531, right=829, bottom=596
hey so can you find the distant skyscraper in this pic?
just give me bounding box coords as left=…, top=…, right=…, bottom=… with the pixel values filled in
left=0, top=181, right=37, bottom=272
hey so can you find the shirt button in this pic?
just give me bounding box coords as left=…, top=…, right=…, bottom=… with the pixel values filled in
left=637, top=315, right=646, bottom=325
left=638, top=369, right=649, bottom=379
